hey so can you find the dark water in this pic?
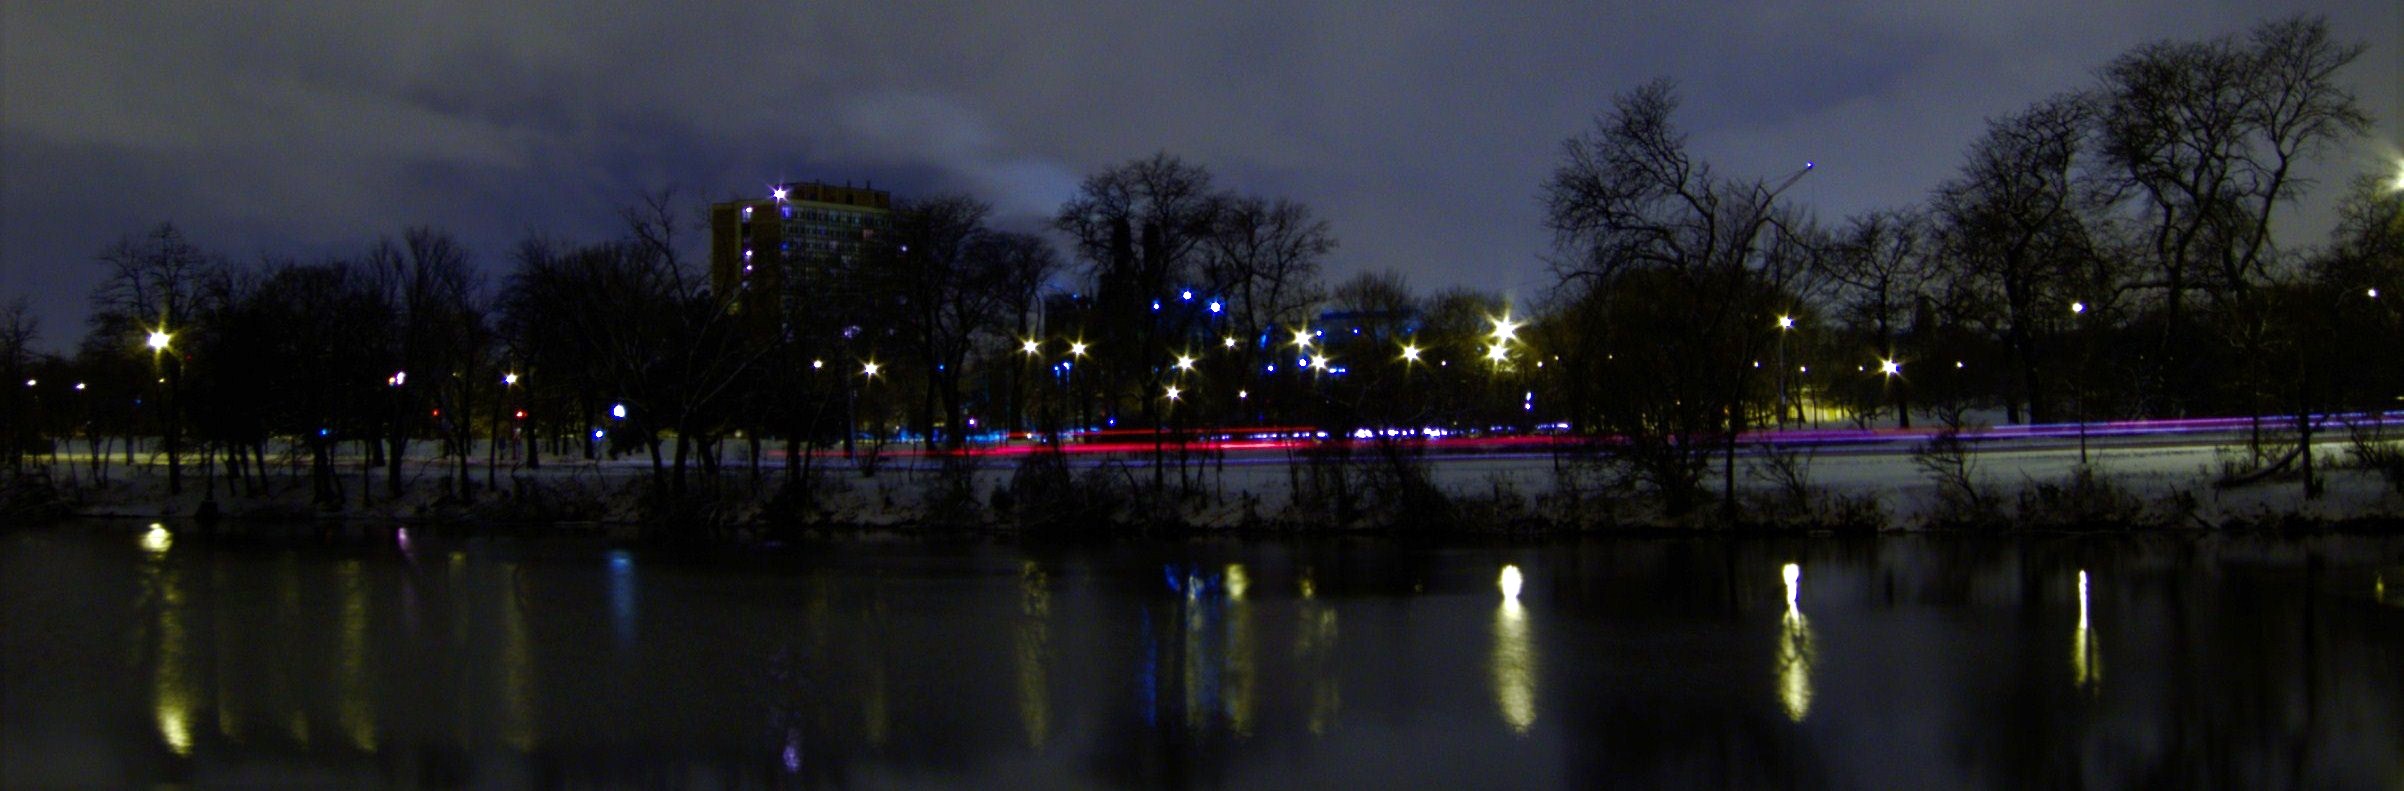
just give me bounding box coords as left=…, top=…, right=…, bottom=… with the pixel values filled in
left=6, top=523, right=2404, bottom=789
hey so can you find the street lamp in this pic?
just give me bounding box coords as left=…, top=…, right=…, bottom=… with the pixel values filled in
left=1775, top=315, right=1795, bottom=427
left=1400, top=343, right=1423, bottom=364
left=1878, top=359, right=1901, bottom=378
left=1021, top=339, right=1042, bottom=356
left=1068, top=341, right=1089, bottom=358
left=146, top=330, right=172, bottom=352
left=861, top=361, right=881, bottom=379
left=1174, top=355, right=1196, bottom=373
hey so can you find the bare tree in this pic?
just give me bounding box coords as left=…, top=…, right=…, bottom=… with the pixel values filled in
left=1203, top=195, right=1333, bottom=419
left=2095, top=15, right=2370, bottom=411
left=1543, top=79, right=1814, bottom=516
left=1931, top=96, right=2100, bottom=424
left=91, top=223, right=218, bottom=495
left=1055, top=154, right=1222, bottom=426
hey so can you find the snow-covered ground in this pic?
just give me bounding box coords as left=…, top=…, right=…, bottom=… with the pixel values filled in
left=22, top=428, right=2404, bottom=529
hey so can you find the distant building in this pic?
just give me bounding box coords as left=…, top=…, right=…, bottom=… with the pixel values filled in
left=708, top=181, right=893, bottom=339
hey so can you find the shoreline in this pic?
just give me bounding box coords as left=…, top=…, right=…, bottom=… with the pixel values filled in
left=11, top=434, right=2403, bottom=537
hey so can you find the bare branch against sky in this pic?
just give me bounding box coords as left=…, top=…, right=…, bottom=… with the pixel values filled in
left=3, top=2, right=2397, bottom=348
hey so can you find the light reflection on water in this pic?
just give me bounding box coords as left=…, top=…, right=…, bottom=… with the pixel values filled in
left=7, top=528, right=2404, bottom=788
left=1777, top=562, right=1814, bottom=723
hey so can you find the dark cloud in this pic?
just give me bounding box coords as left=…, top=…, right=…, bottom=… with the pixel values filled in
left=4, top=1, right=2397, bottom=349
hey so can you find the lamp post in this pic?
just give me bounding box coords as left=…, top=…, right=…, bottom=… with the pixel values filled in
left=2070, top=301, right=2088, bottom=466
left=1775, top=315, right=1795, bottom=427
left=146, top=327, right=181, bottom=496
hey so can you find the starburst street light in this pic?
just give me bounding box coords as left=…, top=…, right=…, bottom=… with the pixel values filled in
left=1164, top=385, right=1182, bottom=401
left=1400, top=343, right=1423, bottom=363
left=1486, top=343, right=1510, bottom=363
left=1021, top=339, right=1042, bottom=355
left=1223, top=336, right=1238, bottom=349
left=861, top=361, right=881, bottom=378
left=1879, top=359, right=1902, bottom=378
left=1291, top=328, right=1314, bottom=349
left=771, top=185, right=789, bottom=201
left=1174, top=355, right=1196, bottom=372
left=2070, top=301, right=2086, bottom=315
left=1489, top=313, right=1522, bottom=343
left=146, top=329, right=172, bottom=351
left=1068, top=341, right=1089, bottom=357
left=503, top=372, right=520, bottom=386
left=1777, top=315, right=1795, bottom=330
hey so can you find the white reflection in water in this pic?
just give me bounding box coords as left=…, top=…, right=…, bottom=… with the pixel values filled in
left=1016, top=561, right=1051, bottom=749
left=1492, top=567, right=1537, bottom=734
left=2073, top=570, right=2101, bottom=693
left=1777, top=563, right=1814, bottom=723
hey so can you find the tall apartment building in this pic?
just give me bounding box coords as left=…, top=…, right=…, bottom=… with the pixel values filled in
left=709, top=181, right=893, bottom=339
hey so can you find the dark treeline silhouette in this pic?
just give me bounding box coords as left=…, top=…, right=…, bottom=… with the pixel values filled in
left=3, top=15, right=2395, bottom=523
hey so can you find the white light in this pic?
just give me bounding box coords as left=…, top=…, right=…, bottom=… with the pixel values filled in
left=1208, top=301, right=1222, bottom=313
left=2070, top=301, right=2086, bottom=315
left=146, top=330, right=171, bottom=351
left=1237, top=389, right=1248, bottom=399
left=1181, top=290, right=1193, bottom=301
left=22, top=379, right=32, bottom=387
left=1499, top=564, right=1524, bottom=600
left=1291, top=329, right=1313, bottom=349
left=1777, top=315, right=1795, bottom=330
left=1164, top=385, right=1181, bottom=401
left=610, top=403, right=627, bottom=419
left=1021, top=339, right=1042, bottom=355
left=1486, top=344, right=1509, bottom=362
left=771, top=186, right=789, bottom=201
left=2369, top=288, right=2380, bottom=299
left=1069, top=341, right=1088, bottom=357
left=503, top=373, right=519, bottom=386
left=861, top=361, right=881, bottom=377
left=593, top=428, right=606, bottom=440
left=389, top=371, right=407, bottom=387
left=1175, top=355, right=1195, bottom=372
left=2077, top=569, right=2090, bottom=630
left=811, top=359, right=824, bottom=369
left=1489, top=313, right=1521, bottom=342
left=1401, top=344, right=1422, bottom=362
left=74, top=382, right=86, bottom=391
left=1879, top=359, right=1901, bottom=377
left=1783, top=563, right=1802, bottom=613
left=1223, top=336, right=1237, bottom=349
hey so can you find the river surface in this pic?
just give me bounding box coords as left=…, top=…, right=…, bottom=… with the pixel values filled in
left=5, top=522, right=2404, bottom=788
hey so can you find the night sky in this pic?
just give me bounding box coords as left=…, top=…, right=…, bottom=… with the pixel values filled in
left=4, top=2, right=2398, bottom=350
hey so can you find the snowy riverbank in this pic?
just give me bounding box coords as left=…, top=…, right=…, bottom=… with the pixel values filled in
left=12, top=430, right=2404, bottom=532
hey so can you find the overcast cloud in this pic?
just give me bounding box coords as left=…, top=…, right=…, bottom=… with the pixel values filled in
left=4, top=1, right=2397, bottom=349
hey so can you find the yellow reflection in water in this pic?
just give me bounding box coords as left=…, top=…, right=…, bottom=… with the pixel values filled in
left=1492, top=595, right=1537, bottom=734
left=1777, top=563, right=1814, bottom=723
left=2073, top=570, right=2101, bottom=693
left=153, top=559, right=195, bottom=755
left=336, top=560, right=377, bottom=752
left=1225, top=564, right=1255, bottom=737
left=212, top=564, right=244, bottom=744
left=279, top=554, right=310, bottom=747
left=143, top=522, right=172, bottom=554
left=1015, top=561, right=1051, bottom=749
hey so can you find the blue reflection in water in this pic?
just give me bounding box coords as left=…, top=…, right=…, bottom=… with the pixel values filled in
left=608, top=550, right=636, bottom=645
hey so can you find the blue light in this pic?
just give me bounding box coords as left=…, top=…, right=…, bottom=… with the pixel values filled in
left=1181, top=290, right=1193, bottom=301
left=317, top=428, right=330, bottom=437
left=1208, top=301, right=1222, bottom=313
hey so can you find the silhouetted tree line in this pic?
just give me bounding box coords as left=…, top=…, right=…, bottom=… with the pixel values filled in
left=3, top=15, right=2392, bottom=520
